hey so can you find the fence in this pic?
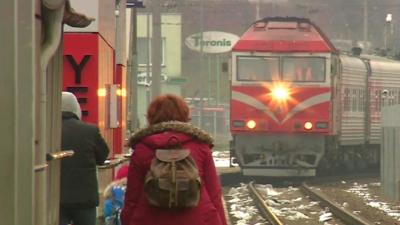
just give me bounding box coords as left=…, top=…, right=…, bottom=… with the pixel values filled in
left=190, top=105, right=230, bottom=145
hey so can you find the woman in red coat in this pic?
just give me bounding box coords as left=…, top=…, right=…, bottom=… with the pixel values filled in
left=121, top=94, right=227, bottom=225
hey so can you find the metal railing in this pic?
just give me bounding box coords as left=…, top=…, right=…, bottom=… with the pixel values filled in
left=34, top=151, right=132, bottom=172
left=98, top=154, right=131, bottom=170
left=35, top=150, right=75, bottom=172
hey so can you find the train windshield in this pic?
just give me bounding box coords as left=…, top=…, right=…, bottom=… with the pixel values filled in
left=237, top=56, right=326, bottom=82
left=282, top=57, right=325, bottom=82
left=237, top=56, right=279, bottom=81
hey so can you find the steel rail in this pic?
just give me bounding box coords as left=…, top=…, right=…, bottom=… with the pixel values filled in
left=248, top=181, right=284, bottom=225
left=301, top=182, right=374, bottom=225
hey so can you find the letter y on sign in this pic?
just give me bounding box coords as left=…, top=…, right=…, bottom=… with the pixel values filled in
left=66, top=55, right=91, bottom=84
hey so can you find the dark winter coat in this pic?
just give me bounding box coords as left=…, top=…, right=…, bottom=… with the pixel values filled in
left=121, top=121, right=227, bottom=225
left=60, top=111, right=109, bottom=208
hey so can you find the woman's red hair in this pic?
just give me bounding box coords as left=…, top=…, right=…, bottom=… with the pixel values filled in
left=147, top=94, right=190, bottom=125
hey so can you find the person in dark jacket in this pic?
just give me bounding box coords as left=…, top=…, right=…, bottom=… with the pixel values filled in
left=121, top=94, right=227, bottom=225
left=60, top=92, right=109, bottom=225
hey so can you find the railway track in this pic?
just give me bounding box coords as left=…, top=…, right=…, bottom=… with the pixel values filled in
left=235, top=181, right=376, bottom=225
left=247, top=181, right=284, bottom=225
left=224, top=183, right=268, bottom=225
left=300, top=182, right=374, bottom=225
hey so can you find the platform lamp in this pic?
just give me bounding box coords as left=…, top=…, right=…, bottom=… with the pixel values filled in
left=384, top=13, right=393, bottom=50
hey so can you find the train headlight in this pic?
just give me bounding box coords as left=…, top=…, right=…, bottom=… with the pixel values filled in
left=272, top=87, right=289, bottom=101
left=246, top=120, right=257, bottom=129
left=304, top=122, right=313, bottom=130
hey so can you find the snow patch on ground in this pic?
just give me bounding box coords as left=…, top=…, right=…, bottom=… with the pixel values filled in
left=226, top=184, right=267, bottom=224
left=213, top=151, right=234, bottom=167
left=258, top=185, right=333, bottom=222
left=346, top=182, right=400, bottom=221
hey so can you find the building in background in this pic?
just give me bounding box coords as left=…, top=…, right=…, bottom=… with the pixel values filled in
left=63, top=0, right=127, bottom=155
left=135, top=12, right=182, bottom=126
left=62, top=0, right=127, bottom=210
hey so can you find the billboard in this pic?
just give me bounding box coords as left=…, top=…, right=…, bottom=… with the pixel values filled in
left=185, top=31, right=239, bottom=54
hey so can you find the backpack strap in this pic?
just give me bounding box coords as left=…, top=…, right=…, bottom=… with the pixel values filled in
left=156, top=149, right=190, bottom=162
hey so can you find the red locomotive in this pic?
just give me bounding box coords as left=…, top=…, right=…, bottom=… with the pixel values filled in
left=230, top=17, right=400, bottom=176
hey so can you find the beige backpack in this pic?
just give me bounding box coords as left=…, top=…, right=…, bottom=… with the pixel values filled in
left=144, top=141, right=201, bottom=208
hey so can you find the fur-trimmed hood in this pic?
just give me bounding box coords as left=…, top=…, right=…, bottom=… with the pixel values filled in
left=128, top=121, right=214, bottom=148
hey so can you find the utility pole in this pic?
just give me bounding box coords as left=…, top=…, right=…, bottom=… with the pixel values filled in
left=216, top=55, right=220, bottom=105
left=363, top=0, right=368, bottom=49
left=199, top=0, right=205, bottom=129
left=128, top=7, right=139, bottom=131
left=127, top=0, right=145, bottom=131
left=146, top=12, right=151, bottom=105
left=249, top=0, right=261, bottom=21
left=151, top=0, right=162, bottom=98
left=256, top=0, right=260, bottom=20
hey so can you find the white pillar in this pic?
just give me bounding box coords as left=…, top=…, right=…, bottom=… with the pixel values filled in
left=0, top=0, right=36, bottom=224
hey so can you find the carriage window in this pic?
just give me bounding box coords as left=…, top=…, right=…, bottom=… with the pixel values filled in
left=237, top=57, right=279, bottom=81
left=360, top=89, right=365, bottom=112
left=282, top=57, right=325, bottom=82
left=376, top=90, right=381, bottom=111
left=396, top=91, right=400, bottom=104
left=389, top=90, right=395, bottom=106
left=351, top=89, right=357, bottom=112
left=358, top=89, right=364, bottom=112
left=344, top=88, right=350, bottom=111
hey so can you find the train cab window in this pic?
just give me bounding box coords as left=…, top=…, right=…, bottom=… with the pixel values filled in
left=237, top=56, right=279, bottom=81
left=282, top=57, right=325, bottom=82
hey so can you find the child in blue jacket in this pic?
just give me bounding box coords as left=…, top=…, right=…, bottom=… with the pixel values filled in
left=103, top=166, right=128, bottom=225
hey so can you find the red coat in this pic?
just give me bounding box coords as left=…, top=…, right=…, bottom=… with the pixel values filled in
left=121, top=123, right=227, bottom=225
